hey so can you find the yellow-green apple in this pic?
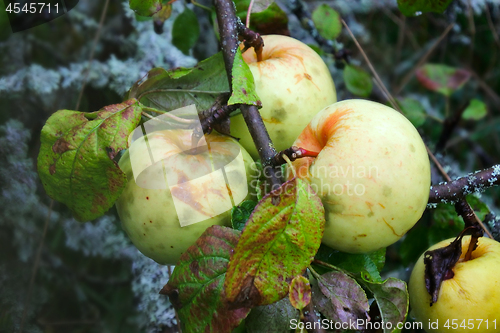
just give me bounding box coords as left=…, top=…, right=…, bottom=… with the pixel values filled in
left=289, top=99, right=430, bottom=253
left=409, top=236, right=500, bottom=332
left=115, top=129, right=257, bottom=265
left=230, top=34, right=337, bottom=159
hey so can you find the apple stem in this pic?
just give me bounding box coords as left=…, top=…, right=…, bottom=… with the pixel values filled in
left=237, top=23, right=264, bottom=62
left=270, top=146, right=319, bottom=166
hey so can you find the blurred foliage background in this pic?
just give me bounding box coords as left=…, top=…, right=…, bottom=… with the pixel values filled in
left=0, top=0, right=499, bottom=332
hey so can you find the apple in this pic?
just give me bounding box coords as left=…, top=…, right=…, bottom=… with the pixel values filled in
left=230, top=34, right=337, bottom=159
left=289, top=99, right=431, bottom=253
left=115, top=129, right=258, bottom=265
left=409, top=236, right=500, bottom=332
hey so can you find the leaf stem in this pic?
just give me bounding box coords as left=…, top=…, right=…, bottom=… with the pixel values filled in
left=191, top=0, right=212, bottom=12
left=142, top=107, right=198, bottom=124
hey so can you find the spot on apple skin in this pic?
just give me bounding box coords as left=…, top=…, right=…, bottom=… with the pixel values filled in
left=367, top=212, right=374, bottom=217
left=410, top=144, right=416, bottom=152
left=382, top=185, right=392, bottom=197
left=271, top=108, right=287, bottom=123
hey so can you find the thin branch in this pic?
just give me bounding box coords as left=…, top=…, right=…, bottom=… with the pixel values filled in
left=237, top=23, right=263, bottom=61
left=435, top=102, right=469, bottom=152
left=341, top=19, right=399, bottom=111
left=485, top=3, right=500, bottom=50
left=240, top=104, right=282, bottom=192
left=214, top=0, right=282, bottom=193
left=75, top=0, right=111, bottom=110
left=192, top=103, right=239, bottom=143
left=429, top=165, right=500, bottom=204
left=394, top=23, right=454, bottom=95
left=19, top=200, right=53, bottom=333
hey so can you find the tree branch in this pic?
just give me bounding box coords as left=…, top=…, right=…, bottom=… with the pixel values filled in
left=429, top=165, right=500, bottom=204
left=435, top=102, right=469, bottom=152
left=214, top=0, right=283, bottom=193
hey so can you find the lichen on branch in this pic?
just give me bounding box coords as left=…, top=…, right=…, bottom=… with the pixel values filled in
left=429, top=164, right=500, bottom=204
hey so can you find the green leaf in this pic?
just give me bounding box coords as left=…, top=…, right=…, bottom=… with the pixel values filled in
left=251, top=0, right=274, bottom=13
left=161, top=226, right=250, bottom=333
left=428, top=204, right=465, bottom=246
left=172, top=7, right=200, bottom=55
left=234, top=1, right=288, bottom=35
left=314, top=244, right=385, bottom=282
left=415, top=64, right=470, bottom=97
left=359, top=278, right=409, bottom=333
left=398, top=98, right=427, bottom=127
left=129, top=0, right=161, bottom=17
left=225, top=178, right=325, bottom=307
left=289, top=276, right=311, bottom=311
left=245, top=297, right=299, bottom=333
left=127, top=52, right=230, bottom=112
left=228, top=48, right=261, bottom=106
left=37, top=99, right=142, bottom=221
left=399, top=221, right=430, bottom=266
left=467, top=194, right=490, bottom=221
left=343, top=64, right=373, bottom=97
left=462, top=99, right=487, bottom=120
left=397, top=0, right=454, bottom=16
left=311, top=270, right=369, bottom=327
left=311, top=4, right=342, bottom=40
left=231, top=200, right=257, bottom=231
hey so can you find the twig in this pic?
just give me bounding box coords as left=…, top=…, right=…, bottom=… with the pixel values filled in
left=466, top=0, right=476, bottom=65
left=485, top=3, right=500, bottom=50
left=240, top=104, right=282, bottom=191
left=435, top=102, right=469, bottom=152
left=75, top=0, right=111, bottom=110
left=237, top=23, right=264, bottom=61
left=341, top=19, right=399, bottom=111
left=214, top=0, right=282, bottom=193
left=19, top=200, right=53, bottom=333
left=192, top=103, right=239, bottom=143
left=394, top=23, right=454, bottom=95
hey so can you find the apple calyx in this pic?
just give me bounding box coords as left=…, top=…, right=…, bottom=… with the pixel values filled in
left=423, top=225, right=484, bottom=305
